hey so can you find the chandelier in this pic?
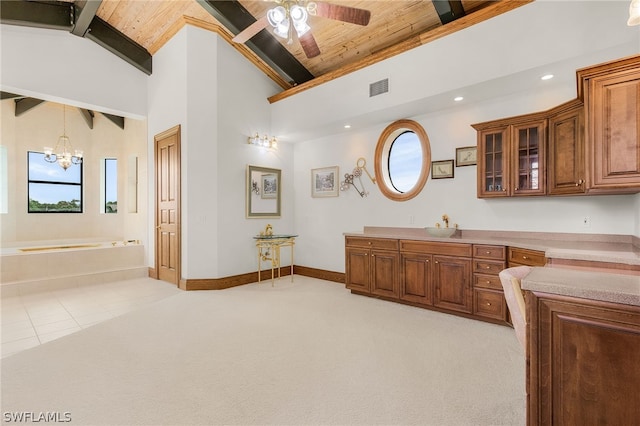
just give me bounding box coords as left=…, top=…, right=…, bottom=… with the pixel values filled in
left=248, top=133, right=278, bottom=150
left=44, top=105, right=83, bottom=170
left=267, top=0, right=314, bottom=44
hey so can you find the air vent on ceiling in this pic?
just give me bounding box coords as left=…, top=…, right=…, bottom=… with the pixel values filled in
left=369, top=79, right=389, bottom=97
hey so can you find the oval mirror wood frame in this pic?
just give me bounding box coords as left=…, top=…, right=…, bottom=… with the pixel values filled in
left=374, top=119, right=431, bottom=201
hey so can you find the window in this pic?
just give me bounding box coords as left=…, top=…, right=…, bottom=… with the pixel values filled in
left=104, top=158, right=117, bottom=213
left=28, top=151, right=82, bottom=213
left=374, top=119, right=431, bottom=201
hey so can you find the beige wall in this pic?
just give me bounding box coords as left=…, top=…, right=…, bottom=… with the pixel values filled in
left=0, top=100, right=148, bottom=247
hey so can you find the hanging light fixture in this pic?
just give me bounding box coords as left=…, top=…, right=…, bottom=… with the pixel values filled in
left=267, top=1, right=313, bottom=44
left=44, top=105, right=83, bottom=170
left=629, top=0, right=640, bottom=25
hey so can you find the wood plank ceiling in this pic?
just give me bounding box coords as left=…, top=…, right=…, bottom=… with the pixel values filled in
left=4, top=1, right=530, bottom=101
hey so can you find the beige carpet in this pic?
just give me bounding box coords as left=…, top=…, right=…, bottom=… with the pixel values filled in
left=1, top=276, right=525, bottom=425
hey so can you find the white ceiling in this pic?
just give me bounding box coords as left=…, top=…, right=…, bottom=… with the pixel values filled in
left=270, top=0, right=640, bottom=142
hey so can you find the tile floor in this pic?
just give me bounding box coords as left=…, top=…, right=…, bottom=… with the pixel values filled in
left=1, top=278, right=181, bottom=358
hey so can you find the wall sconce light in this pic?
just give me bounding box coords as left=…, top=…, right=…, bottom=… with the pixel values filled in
left=629, top=0, right=640, bottom=25
left=248, top=133, right=278, bottom=149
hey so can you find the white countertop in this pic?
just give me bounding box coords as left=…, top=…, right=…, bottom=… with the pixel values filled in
left=522, top=267, right=640, bottom=307
left=344, top=227, right=640, bottom=266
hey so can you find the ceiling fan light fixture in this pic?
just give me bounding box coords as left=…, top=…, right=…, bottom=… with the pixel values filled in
left=629, top=0, right=640, bottom=25
left=267, top=6, right=287, bottom=27
left=273, top=19, right=290, bottom=39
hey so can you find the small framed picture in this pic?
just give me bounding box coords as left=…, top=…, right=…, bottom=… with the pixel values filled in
left=311, top=166, right=339, bottom=197
left=261, top=173, right=278, bottom=199
left=432, top=160, right=454, bottom=179
left=456, top=146, right=477, bottom=167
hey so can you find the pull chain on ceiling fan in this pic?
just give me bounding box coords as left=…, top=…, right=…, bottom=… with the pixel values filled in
left=232, top=0, right=371, bottom=58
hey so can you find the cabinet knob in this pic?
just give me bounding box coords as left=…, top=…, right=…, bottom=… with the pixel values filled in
left=486, top=251, right=491, bottom=254
left=486, top=302, right=492, bottom=306
left=575, top=179, right=584, bottom=186
left=514, top=187, right=519, bottom=191
left=522, top=256, right=528, bottom=260
left=486, top=281, right=491, bottom=284
left=435, top=261, right=439, bottom=264
left=486, top=266, right=491, bottom=269
left=425, top=260, right=430, bottom=263
left=368, top=242, right=371, bottom=245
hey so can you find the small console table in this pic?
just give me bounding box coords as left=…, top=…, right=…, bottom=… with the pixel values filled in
left=254, top=234, right=297, bottom=286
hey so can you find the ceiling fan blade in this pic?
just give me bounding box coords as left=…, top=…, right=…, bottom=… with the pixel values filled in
left=313, top=1, right=371, bottom=26
left=299, top=32, right=321, bottom=58
left=232, top=16, right=269, bottom=43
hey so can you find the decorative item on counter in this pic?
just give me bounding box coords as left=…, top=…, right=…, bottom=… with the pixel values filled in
left=340, top=157, right=373, bottom=197
left=259, top=224, right=274, bottom=237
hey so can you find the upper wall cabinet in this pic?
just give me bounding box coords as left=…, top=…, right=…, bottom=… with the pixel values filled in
left=473, top=54, right=640, bottom=199
left=547, top=99, right=585, bottom=196
left=578, top=55, right=640, bottom=194
left=473, top=112, right=547, bottom=198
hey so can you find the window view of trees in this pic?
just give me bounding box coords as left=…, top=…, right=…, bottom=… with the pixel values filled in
left=105, top=158, right=117, bottom=213
left=28, top=151, right=83, bottom=213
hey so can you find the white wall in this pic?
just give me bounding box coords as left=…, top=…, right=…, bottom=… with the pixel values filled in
left=636, top=194, right=640, bottom=237
left=0, top=100, right=147, bottom=246
left=0, top=25, right=147, bottom=118
left=147, top=26, right=286, bottom=279
left=293, top=84, right=640, bottom=273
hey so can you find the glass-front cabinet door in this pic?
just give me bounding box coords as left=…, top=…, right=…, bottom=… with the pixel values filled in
left=511, top=120, right=546, bottom=196
left=477, top=127, right=509, bottom=198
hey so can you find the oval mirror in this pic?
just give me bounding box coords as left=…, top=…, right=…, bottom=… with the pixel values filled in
left=374, top=119, right=431, bottom=201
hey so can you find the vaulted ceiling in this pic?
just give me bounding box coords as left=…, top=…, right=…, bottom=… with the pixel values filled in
left=0, top=0, right=530, bottom=101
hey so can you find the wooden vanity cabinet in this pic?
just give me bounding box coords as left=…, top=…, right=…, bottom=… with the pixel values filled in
left=547, top=99, right=585, bottom=195
left=345, top=236, right=399, bottom=298
left=473, top=113, right=547, bottom=198
left=578, top=55, right=640, bottom=193
left=472, top=244, right=507, bottom=322
left=508, top=247, right=546, bottom=267
left=527, top=292, right=640, bottom=425
left=400, top=240, right=473, bottom=314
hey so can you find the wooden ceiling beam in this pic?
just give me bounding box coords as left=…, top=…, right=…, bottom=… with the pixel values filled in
left=79, top=109, right=95, bottom=130
left=102, top=113, right=125, bottom=129
left=433, top=1, right=466, bottom=25
left=0, top=0, right=72, bottom=31
left=14, top=98, right=45, bottom=117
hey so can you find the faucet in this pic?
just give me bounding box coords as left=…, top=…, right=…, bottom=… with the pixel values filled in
left=442, top=214, right=449, bottom=228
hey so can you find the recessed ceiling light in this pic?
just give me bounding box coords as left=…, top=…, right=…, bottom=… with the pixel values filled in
left=541, top=74, right=554, bottom=81
left=344, top=124, right=351, bottom=129
left=454, top=96, right=464, bottom=102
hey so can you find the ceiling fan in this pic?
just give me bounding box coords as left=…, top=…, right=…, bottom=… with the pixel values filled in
left=232, top=0, right=371, bottom=58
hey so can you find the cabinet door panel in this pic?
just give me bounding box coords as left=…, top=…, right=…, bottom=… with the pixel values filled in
left=511, top=121, right=546, bottom=195
left=346, top=248, right=370, bottom=292
left=477, top=128, right=509, bottom=198
left=548, top=102, right=585, bottom=195
left=433, top=256, right=472, bottom=313
left=473, top=288, right=506, bottom=321
left=370, top=250, right=399, bottom=298
left=530, top=294, right=640, bottom=425
left=400, top=254, right=432, bottom=305
left=590, top=73, right=640, bottom=189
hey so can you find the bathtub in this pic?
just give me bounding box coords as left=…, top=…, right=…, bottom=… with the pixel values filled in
left=1, top=240, right=147, bottom=294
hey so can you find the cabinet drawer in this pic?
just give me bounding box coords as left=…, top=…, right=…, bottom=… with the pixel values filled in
left=346, top=237, right=399, bottom=250
left=474, top=273, right=503, bottom=291
left=508, top=247, right=546, bottom=266
left=473, top=260, right=506, bottom=275
left=474, top=288, right=506, bottom=321
left=473, top=244, right=506, bottom=260
left=400, top=240, right=472, bottom=257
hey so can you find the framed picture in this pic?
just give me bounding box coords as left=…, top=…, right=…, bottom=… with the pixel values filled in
left=456, top=146, right=477, bottom=167
left=261, top=173, right=278, bottom=199
left=432, top=160, right=454, bottom=179
left=311, top=166, right=339, bottom=197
